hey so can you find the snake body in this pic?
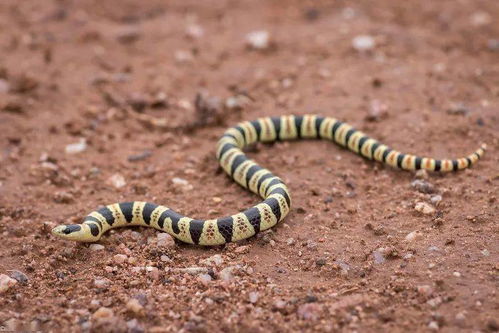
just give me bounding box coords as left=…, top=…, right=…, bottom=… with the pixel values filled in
left=52, top=115, right=486, bottom=245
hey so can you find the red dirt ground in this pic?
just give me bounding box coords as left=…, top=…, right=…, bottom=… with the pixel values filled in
left=0, top=0, right=498, bottom=332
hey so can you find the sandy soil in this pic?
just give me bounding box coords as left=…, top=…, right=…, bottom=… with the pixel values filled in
left=0, top=0, right=498, bottom=332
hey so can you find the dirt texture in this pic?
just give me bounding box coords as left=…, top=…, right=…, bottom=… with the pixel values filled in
left=0, top=0, right=498, bottom=332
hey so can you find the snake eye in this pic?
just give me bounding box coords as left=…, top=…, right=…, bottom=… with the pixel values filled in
left=63, top=227, right=71, bottom=234
left=63, top=225, right=82, bottom=234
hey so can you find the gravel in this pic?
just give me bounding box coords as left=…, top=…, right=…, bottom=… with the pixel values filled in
left=246, top=30, right=270, bottom=50
left=415, top=202, right=436, bottom=215
left=0, top=274, right=18, bottom=292
left=352, top=35, right=375, bottom=52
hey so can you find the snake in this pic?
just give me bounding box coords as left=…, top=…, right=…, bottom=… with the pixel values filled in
left=51, top=115, right=486, bottom=245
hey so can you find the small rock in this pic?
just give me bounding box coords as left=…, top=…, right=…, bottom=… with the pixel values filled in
left=415, top=202, right=436, bottom=215
left=113, top=254, right=128, bottom=264
left=297, top=303, right=322, bottom=320
left=198, top=273, right=212, bottom=283
left=427, top=296, right=442, bottom=308
left=200, top=254, right=224, bottom=266
left=0, top=274, right=17, bottom=293
left=157, top=233, right=175, bottom=248
left=174, top=49, right=194, bottom=63
left=366, top=99, right=388, bottom=121
left=219, top=266, right=237, bottom=281
left=178, top=267, right=209, bottom=275
left=65, top=138, right=87, bottom=154
left=225, top=95, right=250, bottom=111
left=126, top=298, right=144, bottom=315
left=470, top=11, right=492, bottom=26
left=315, top=258, right=327, bottom=266
left=453, top=271, right=461, bottom=278
left=94, top=278, right=110, bottom=288
left=160, top=255, right=171, bottom=262
left=487, top=39, right=499, bottom=52
left=411, top=179, right=435, bottom=194
left=116, top=27, right=141, bottom=44
left=53, top=191, right=75, bottom=204
left=455, top=311, right=467, bottom=327
left=447, top=103, right=470, bottom=116
left=8, top=270, right=28, bottom=284
left=352, top=35, right=375, bottom=52
left=185, top=24, right=204, bottom=39
left=405, top=231, right=422, bottom=242
left=246, top=30, right=270, bottom=50
left=430, top=195, right=442, bottom=205
left=273, top=299, right=287, bottom=312
left=108, top=174, right=126, bottom=189
left=416, top=285, right=433, bottom=297
left=428, top=320, right=439, bottom=331
left=481, top=249, right=490, bottom=256
left=92, top=307, right=114, bottom=320
left=373, top=249, right=385, bottom=264
left=128, top=151, right=152, bottom=162
left=286, top=237, right=295, bottom=245
left=90, top=244, right=105, bottom=251
left=248, top=291, right=259, bottom=304
left=0, top=78, right=9, bottom=93
left=415, top=169, right=429, bottom=180
left=172, top=177, right=193, bottom=191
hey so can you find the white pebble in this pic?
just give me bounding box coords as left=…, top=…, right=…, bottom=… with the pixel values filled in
left=453, top=271, right=462, bottom=277
left=248, top=291, right=259, bottom=304
left=405, top=231, right=422, bottom=242
left=113, top=254, right=128, bottom=264
left=352, top=35, right=375, bottom=52
left=246, top=30, right=270, bottom=50
left=0, top=274, right=17, bottom=293
left=430, top=195, right=442, bottom=205
left=65, top=138, right=87, bottom=154
left=89, top=244, right=105, bottom=251
left=185, top=24, right=204, bottom=39
left=481, top=249, right=490, bottom=256
left=200, top=254, right=224, bottom=266
left=107, top=173, right=126, bottom=189
left=93, top=278, right=110, bottom=288
left=126, top=299, right=143, bottom=314
left=198, top=273, right=212, bottom=283
left=415, top=202, right=435, bottom=215
left=428, top=321, right=439, bottom=331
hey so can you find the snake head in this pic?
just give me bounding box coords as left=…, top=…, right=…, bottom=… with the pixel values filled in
left=51, top=224, right=97, bottom=242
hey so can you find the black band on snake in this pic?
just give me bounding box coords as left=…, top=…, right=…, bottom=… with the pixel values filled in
left=51, top=115, right=486, bottom=245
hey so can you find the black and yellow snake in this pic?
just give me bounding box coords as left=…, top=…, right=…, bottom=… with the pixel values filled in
left=52, top=115, right=486, bottom=245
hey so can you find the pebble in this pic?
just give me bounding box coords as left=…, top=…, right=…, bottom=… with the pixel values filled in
left=454, top=311, right=467, bottom=327
left=126, top=298, right=144, bottom=315
left=89, top=244, right=105, bottom=251
left=481, top=249, right=490, bottom=256
left=352, top=35, right=375, bottom=52
left=411, top=179, right=435, bottom=194
left=113, top=254, right=128, bottom=264
left=0, top=78, right=10, bottom=93
left=405, top=231, right=422, bottom=242
left=372, top=249, right=386, bottom=264
left=470, top=11, right=492, bottom=26
left=234, top=246, right=250, bottom=254
left=416, top=285, right=433, bottom=297
left=225, top=95, right=250, bottom=111
left=157, top=233, right=175, bottom=248
left=92, top=307, right=114, bottom=320
left=430, top=195, right=442, bottom=205
left=198, top=273, right=212, bottom=283
left=172, top=177, right=193, bottom=191
left=248, top=291, right=259, bottom=304
left=200, top=254, right=224, bottom=266
left=246, top=30, right=270, bottom=50
left=178, top=267, right=209, bottom=275
left=160, top=255, right=172, bottom=262
left=94, top=278, right=110, bottom=288
left=488, top=39, right=499, bottom=51
left=453, top=271, right=461, bottom=278
left=428, top=321, right=439, bottom=331
left=297, top=303, right=322, bottom=320
left=415, top=169, right=429, bottom=180
left=414, top=202, right=435, bottom=215
left=0, top=274, right=17, bottom=293
left=427, top=297, right=442, bottom=308
left=185, top=24, right=204, bottom=39
left=219, top=266, right=237, bottom=281
left=116, top=27, right=141, bottom=44
left=65, top=138, right=87, bottom=154
left=9, top=270, right=28, bottom=284
left=53, top=191, right=74, bottom=204
left=174, top=49, right=194, bottom=63
left=273, top=299, right=287, bottom=312
left=447, top=103, right=470, bottom=116
left=108, top=173, right=126, bottom=189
